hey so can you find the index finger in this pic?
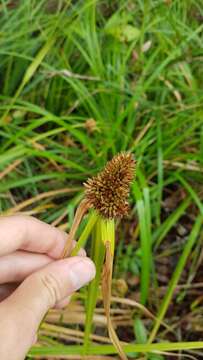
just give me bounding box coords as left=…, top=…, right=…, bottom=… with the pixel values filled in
left=0, top=215, right=67, bottom=258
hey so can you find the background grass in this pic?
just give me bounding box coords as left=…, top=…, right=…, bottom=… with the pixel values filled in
left=0, top=0, right=203, bottom=359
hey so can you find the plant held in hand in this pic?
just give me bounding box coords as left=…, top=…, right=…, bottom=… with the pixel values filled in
left=84, top=152, right=135, bottom=219
left=62, top=152, right=136, bottom=360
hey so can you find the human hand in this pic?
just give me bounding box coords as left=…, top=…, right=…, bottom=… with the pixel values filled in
left=0, top=215, right=95, bottom=360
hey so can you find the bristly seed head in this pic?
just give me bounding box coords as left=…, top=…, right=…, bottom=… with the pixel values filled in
left=84, top=152, right=136, bottom=219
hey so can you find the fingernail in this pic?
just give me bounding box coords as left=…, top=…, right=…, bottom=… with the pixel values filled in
left=69, top=258, right=96, bottom=290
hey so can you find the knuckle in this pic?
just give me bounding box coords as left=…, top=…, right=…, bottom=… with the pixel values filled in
left=40, top=273, right=62, bottom=306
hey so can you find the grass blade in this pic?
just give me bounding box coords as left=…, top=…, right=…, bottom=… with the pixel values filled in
left=133, top=182, right=152, bottom=304
left=71, top=211, right=98, bottom=256
left=148, top=214, right=203, bottom=343
left=153, top=196, right=191, bottom=249
left=1, top=36, right=55, bottom=123
left=29, top=341, right=203, bottom=356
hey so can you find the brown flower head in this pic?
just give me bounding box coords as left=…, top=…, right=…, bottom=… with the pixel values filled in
left=84, top=152, right=136, bottom=219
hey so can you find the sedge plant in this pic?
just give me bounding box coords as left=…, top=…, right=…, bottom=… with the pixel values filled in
left=61, top=152, right=136, bottom=360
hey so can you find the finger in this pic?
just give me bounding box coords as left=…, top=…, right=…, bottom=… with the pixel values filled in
left=0, top=215, right=66, bottom=258
left=0, top=215, right=85, bottom=258
left=55, top=295, right=71, bottom=309
left=0, top=287, right=76, bottom=308
left=0, top=256, right=95, bottom=359
left=0, top=251, right=51, bottom=284
left=0, top=246, right=86, bottom=284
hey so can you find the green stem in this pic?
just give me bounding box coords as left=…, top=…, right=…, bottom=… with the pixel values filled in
left=71, top=211, right=98, bottom=256
left=84, top=215, right=105, bottom=351
left=101, top=217, right=115, bottom=254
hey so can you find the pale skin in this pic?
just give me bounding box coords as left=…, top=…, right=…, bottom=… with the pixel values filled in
left=0, top=215, right=96, bottom=360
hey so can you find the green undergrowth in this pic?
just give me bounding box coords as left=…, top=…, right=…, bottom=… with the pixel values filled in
left=0, top=0, right=203, bottom=358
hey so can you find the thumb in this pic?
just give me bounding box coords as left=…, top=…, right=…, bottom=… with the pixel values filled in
left=0, top=256, right=95, bottom=359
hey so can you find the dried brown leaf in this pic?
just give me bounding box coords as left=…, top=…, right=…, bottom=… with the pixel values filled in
left=102, top=242, right=128, bottom=360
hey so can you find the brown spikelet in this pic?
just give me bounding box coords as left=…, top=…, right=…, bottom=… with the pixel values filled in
left=84, top=152, right=136, bottom=219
